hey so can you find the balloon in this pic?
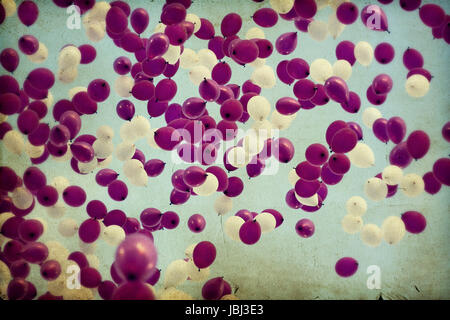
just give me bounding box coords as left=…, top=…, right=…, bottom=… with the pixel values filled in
left=310, top=58, right=333, bottom=83
left=372, top=118, right=389, bottom=143
left=362, top=107, right=382, bottom=129
left=372, top=74, right=393, bottom=95
left=253, top=8, right=278, bottom=28
left=403, top=48, right=424, bottom=70
left=164, top=259, right=189, bottom=288
left=381, top=216, right=406, bottom=245
left=341, top=214, right=363, bottom=234
left=374, top=42, right=395, bottom=64
left=354, top=41, right=373, bottom=66
left=401, top=211, right=426, bottom=234
left=399, top=173, right=424, bottom=197
left=295, top=218, right=315, bottom=238
left=251, top=65, right=276, bottom=89
left=360, top=224, right=382, bottom=247
left=275, top=32, right=297, bottom=55
left=386, top=117, right=406, bottom=144
left=364, top=177, right=387, bottom=201
left=324, top=76, right=349, bottom=103
left=360, top=5, right=389, bottom=32
left=419, top=4, right=445, bottom=28
left=405, top=74, right=430, bottom=98
left=277, top=60, right=295, bottom=85
left=335, top=257, right=358, bottom=277
left=308, top=20, right=328, bottom=41
left=115, top=233, right=157, bottom=282
left=272, top=137, right=295, bottom=163
left=406, top=130, right=430, bottom=160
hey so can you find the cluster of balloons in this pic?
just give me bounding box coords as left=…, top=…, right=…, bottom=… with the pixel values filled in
left=0, top=0, right=449, bottom=299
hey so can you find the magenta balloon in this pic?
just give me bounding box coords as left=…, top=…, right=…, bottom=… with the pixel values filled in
left=276, top=97, right=301, bottom=115
left=18, top=218, right=44, bottom=242
left=324, top=76, right=349, bottom=103
left=70, top=142, right=94, bottom=163
left=142, top=57, right=166, bottom=77
left=223, top=176, right=244, bottom=197
left=366, top=85, right=387, bottom=106
left=165, top=23, right=188, bottom=46
left=59, top=110, right=81, bottom=139
left=27, top=68, right=55, bottom=90
left=273, top=138, right=295, bottom=163
left=18, top=35, right=39, bottom=55
left=182, top=97, right=207, bottom=119
left=205, top=166, right=228, bottom=192
left=0, top=48, right=19, bottom=73
left=293, top=79, right=316, bottom=100
left=147, top=97, right=168, bottom=118
left=335, top=257, right=358, bottom=277
left=295, top=179, right=320, bottom=198
left=72, top=91, right=97, bottom=115
left=253, top=8, right=278, bottom=28
left=79, top=44, right=96, bottom=64
left=295, top=161, right=321, bottom=181
left=161, top=211, right=179, bottom=230
left=146, top=33, right=170, bottom=58
left=287, top=58, right=309, bottom=79
left=22, top=242, right=48, bottom=264
left=17, top=109, right=39, bottom=135
left=294, top=17, right=313, bottom=32
left=193, top=241, right=216, bottom=268
left=372, top=74, right=393, bottom=95
left=286, top=189, right=302, bottom=209
left=277, top=60, right=295, bottom=85
left=419, top=4, right=445, bottom=28
left=108, top=180, right=128, bottom=201
left=432, top=158, right=450, bottom=186
left=275, top=32, right=298, bottom=55
left=115, top=233, right=157, bottom=282
left=130, top=8, right=149, bottom=34
left=308, top=84, right=328, bottom=106
left=336, top=2, right=359, bottom=25
left=160, top=3, right=186, bottom=25
left=221, top=13, right=242, bottom=37
left=374, top=42, right=395, bottom=64
left=423, top=171, right=441, bottom=195
left=295, top=218, right=315, bottom=238
left=406, top=130, right=430, bottom=160
left=442, top=122, right=450, bottom=143
left=389, top=142, right=413, bottom=168
left=212, top=62, right=232, bottom=85
left=23, top=79, right=47, bottom=100
left=239, top=220, right=261, bottom=245
left=140, top=208, right=163, bottom=229
left=116, top=100, right=135, bottom=121
left=230, top=40, right=259, bottom=64
left=187, top=214, right=206, bottom=233
left=78, top=219, right=101, bottom=243
left=335, top=40, right=356, bottom=65
left=18, top=1, right=39, bottom=26
left=330, top=128, right=357, bottom=153
left=328, top=153, right=351, bottom=175
left=199, top=79, right=220, bottom=102
left=305, top=143, right=329, bottom=166
left=341, top=91, right=360, bottom=114
left=202, top=277, right=225, bottom=300
left=36, top=185, right=58, bottom=207
left=360, top=5, right=389, bottom=32
left=208, top=36, right=225, bottom=60
left=170, top=188, right=190, bottom=205
left=154, top=126, right=181, bottom=150
left=401, top=211, right=426, bottom=234
left=372, top=118, right=389, bottom=143
left=294, top=0, right=317, bottom=19
left=195, top=18, right=215, bottom=40
left=321, top=163, right=344, bottom=185
left=246, top=158, right=265, bottom=178
left=386, top=116, right=407, bottom=144
left=112, top=281, right=155, bottom=300
left=402, top=48, right=424, bottom=70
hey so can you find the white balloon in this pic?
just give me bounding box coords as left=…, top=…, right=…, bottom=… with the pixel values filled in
left=295, top=193, right=319, bottom=207
left=115, top=142, right=136, bottom=161
left=86, top=254, right=100, bottom=269
left=251, top=119, right=273, bottom=140
left=227, top=146, right=250, bottom=168
left=193, top=173, right=219, bottom=196
left=164, top=259, right=189, bottom=288
left=102, top=225, right=125, bottom=246
left=247, top=95, right=271, bottom=121
left=341, top=214, right=363, bottom=234
left=3, top=130, right=24, bottom=155
left=27, top=42, right=48, bottom=63
left=119, top=121, right=139, bottom=142
left=58, top=218, right=78, bottom=237
left=98, top=155, right=113, bottom=168
left=45, top=241, right=69, bottom=261
left=214, top=195, right=233, bottom=216
left=154, top=22, right=166, bottom=34
left=1, top=0, right=16, bottom=17
left=85, top=1, right=110, bottom=22
left=184, top=243, right=197, bottom=259
left=308, top=20, right=329, bottom=41
left=364, top=177, right=388, bottom=201
left=78, top=158, right=98, bottom=174
left=41, top=91, right=54, bottom=109
left=93, top=139, right=114, bottom=159
left=246, top=27, right=265, bottom=39
left=399, top=173, right=424, bottom=197
left=51, top=176, right=70, bottom=194
left=45, top=201, right=66, bottom=219
left=332, top=60, right=352, bottom=80
left=185, top=13, right=201, bottom=33
left=180, top=48, right=199, bottom=69
left=270, top=110, right=294, bottom=130
left=310, top=58, right=333, bottom=84
left=360, top=224, right=383, bottom=247
left=327, top=12, right=345, bottom=39
left=255, top=212, right=276, bottom=233
left=0, top=113, right=7, bottom=123
left=197, top=49, right=217, bottom=70
left=11, top=187, right=33, bottom=210
left=188, top=65, right=211, bottom=85
left=251, top=65, right=276, bottom=89
left=354, top=41, right=374, bottom=67
left=58, top=46, right=81, bottom=68
left=382, top=216, right=406, bottom=245
left=162, top=45, right=181, bottom=65
left=347, top=142, right=375, bottom=168
left=242, top=130, right=265, bottom=156
left=405, top=74, right=430, bottom=98
left=382, top=165, right=403, bottom=185
left=249, top=58, right=266, bottom=69
left=123, top=159, right=144, bottom=178
left=96, top=125, right=114, bottom=141
left=79, top=239, right=96, bottom=255
left=57, top=67, right=78, bottom=84
left=224, top=216, right=245, bottom=241
left=346, top=196, right=367, bottom=216
left=186, top=259, right=210, bottom=282
left=129, top=169, right=149, bottom=187
left=114, top=76, right=133, bottom=98
left=147, top=129, right=160, bottom=149
left=68, top=86, right=87, bottom=100
left=270, top=0, right=294, bottom=14
left=25, top=141, right=45, bottom=158
left=288, top=169, right=300, bottom=186
left=85, top=22, right=106, bottom=42
left=131, top=115, right=151, bottom=137
left=362, top=107, right=382, bottom=128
